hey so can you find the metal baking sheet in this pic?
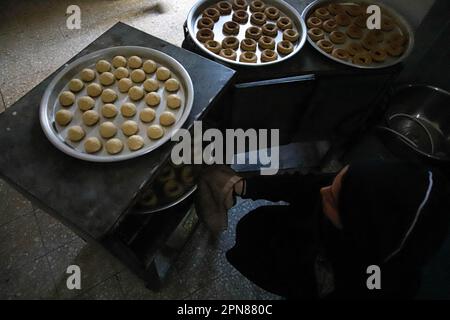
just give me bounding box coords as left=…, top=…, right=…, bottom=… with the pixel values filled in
left=134, top=185, right=197, bottom=214
left=40, top=46, right=194, bottom=162
left=302, top=0, right=414, bottom=69
left=187, top=0, right=307, bottom=66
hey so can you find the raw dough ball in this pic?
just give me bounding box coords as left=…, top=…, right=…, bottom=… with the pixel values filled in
left=114, top=67, right=129, bottom=80
left=145, top=92, right=160, bottom=107
left=101, top=104, right=118, bottom=118
left=55, top=110, right=73, bottom=126
left=59, top=91, right=75, bottom=107
left=67, top=126, right=85, bottom=142
left=143, top=79, right=159, bottom=92
left=143, top=59, right=157, bottom=73
left=105, top=138, right=124, bottom=155
left=118, top=78, right=133, bottom=93
left=167, top=94, right=182, bottom=109
left=128, top=56, right=142, bottom=69
left=82, top=110, right=100, bottom=126
left=147, top=124, right=164, bottom=139
left=99, top=72, right=115, bottom=86
left=80, top=68, right=96, bottom=82
left=159, top=111, right=176, bottom=126
left=77, top=96, right=95, bottom=111
left=86, top=83, right=103, bottom=97
left=140, top=107, right=156, bottom=123
left=127, top=135, right=145, bottom=151
left=156, top=67, right=171, bottom=81
left=84, top=137, right=102, bottom=153
left=99, top=121, right=118, bottom=138
left=121, top=120, right=139, bottom=136
left=165, top=78, right=180, bottom=92
left=121, top=102, right=137, bottom=117
left=112, top=55, right=127, bottom=68
left=96, top=59, right=111, bottom=73
left=101, top=88, right=117, bottom=103
left=68, top=79, right=84, bottom=93
left=128, top=86, right=145, bottom=101
left=130, top=69, right=146, bottom=83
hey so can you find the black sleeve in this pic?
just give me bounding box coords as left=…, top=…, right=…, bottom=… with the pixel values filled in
left=242, top=172, right=336, bottom=204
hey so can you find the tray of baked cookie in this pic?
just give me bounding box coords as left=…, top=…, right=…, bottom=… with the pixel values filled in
left=187, top=0, right=307, bottom=66
left=135, top=162, right=198, bottom=214
left=302, top=0, right=414, bottom=68
left=40, top=46, right=194, bottom=162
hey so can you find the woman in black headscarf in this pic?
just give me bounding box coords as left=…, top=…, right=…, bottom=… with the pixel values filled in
left=195, top=160, right=450, bottom=299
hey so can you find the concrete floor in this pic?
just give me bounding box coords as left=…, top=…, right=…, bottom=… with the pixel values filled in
left=0, top=0, right=281, bottom=300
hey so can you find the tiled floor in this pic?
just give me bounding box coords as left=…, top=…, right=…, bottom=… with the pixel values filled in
left=0, top=0, right=282, bottom=300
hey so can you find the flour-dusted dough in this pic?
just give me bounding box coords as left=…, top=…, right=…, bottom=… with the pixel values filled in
left=145, top=92, right=160, bottom=107
left=99, top=121, right=118, bottom=139
left=130, top=69, right=146, bottom=83
left=101, top=104, right=118, bottom=118
left=114, top=67, right=129, bottom=80
left=68, top=79, right=84, bottom=93
left=128, top=86, right=145, bottom=101
left=159, top=111, right=176, bottom=126
left=82, top=110, right=100, bottom=126
left=84, top=137, right=102, bottom=153
left=55, top=110, right=73, bottom=126
left=118, top=78, right=133, bottom=93
left=99, top=72, right=115, bottom=86
left=105, top=138, right=124, bottom=155
left=156, top=67, right=171, bottom=81
left=127, top=135, right=145, bottom=151
left=167, top=94, right=181, bottom=109
left=67, top=125, right=85, bottom=142
left=121, top=102, right=137, bottom=117
left=112, top=55, right=127, bottom=68
left=59, top=91, right=76, bottom=107
left=96, top=59, right=111, bottom=73
left=77, top=96, right=95, bottom=111
left=101, top=88, right=117, bottom=103
left=164, top=78, right=180, bottom=92
left=143, top=79, right=159, bottom=92
left=128, top=56, right=143, bottom=69
left=80, top=68, right=96, bottom=82
left=121, top=120, right=139, bottom=136
left=147, top=124, right=164, bottom=139
left=139, top=107, right=156, bottom=123
left=143, top=59, right=157, bottom=74
left=86, top=83, right=103, bottom=97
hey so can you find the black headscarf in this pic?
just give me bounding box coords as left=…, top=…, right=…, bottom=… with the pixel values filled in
left=329, top=160, right=450, bottom=298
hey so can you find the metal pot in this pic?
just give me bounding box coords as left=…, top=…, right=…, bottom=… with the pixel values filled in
left=379, top=85, right=450, bottom=163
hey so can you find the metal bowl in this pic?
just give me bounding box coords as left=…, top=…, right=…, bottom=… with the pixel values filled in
left=187, top=0, right=307, bottom=67
left=302, top=0, right=415, bottom=69
left=40, top=46, right=194, bottom=162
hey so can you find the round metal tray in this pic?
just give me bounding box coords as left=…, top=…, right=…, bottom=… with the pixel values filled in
left=40, top=46, right=194, bottom=162
left=134, top=185, right=197, bottom=214
left=301, top=0, right=414, bottom=69
left=187, top=0, right=307, bottom=66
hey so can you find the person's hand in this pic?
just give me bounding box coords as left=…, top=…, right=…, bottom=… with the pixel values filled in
left=195, top=165, right=242, bottom=234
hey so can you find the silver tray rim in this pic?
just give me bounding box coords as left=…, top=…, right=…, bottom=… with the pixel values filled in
left=134, top=185, right=197, bottom=214
left=301, top=0, right=415, bottom=69
left=40, top=46, right=194, bottom=163
left=187, top=0, right=308, bottom=67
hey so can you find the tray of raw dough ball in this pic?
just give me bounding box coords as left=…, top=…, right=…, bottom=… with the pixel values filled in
left=40, top=46, right=194, bottom=162
left=135, top=163, right=198, bottom=214
left=302, top=0, right=414, bottom=69
left=187, top=0, right=307, bottom=66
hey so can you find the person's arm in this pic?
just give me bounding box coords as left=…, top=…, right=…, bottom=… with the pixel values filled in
left=235, top=172, right=335, bottom=204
